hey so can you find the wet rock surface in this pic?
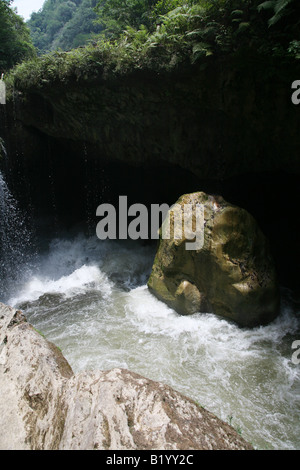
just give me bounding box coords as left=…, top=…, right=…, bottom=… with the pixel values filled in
left=0, top=302, right=253, bottom=450
left=148, top=192, right=280, bottom=327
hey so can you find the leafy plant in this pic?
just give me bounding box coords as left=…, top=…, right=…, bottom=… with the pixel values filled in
left=94, top=0, right=158, bottom=38
left=258, top=0, right=296, bottom=26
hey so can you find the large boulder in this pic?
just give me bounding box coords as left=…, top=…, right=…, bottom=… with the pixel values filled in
left=148, top=192, right=280, bottom=327
left=0, top=302, right=253, bottom=450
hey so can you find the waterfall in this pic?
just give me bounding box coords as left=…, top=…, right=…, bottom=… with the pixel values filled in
left=0, top=168, right=34, bottom=301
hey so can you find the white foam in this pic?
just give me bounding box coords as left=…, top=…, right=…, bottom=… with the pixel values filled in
left=6, top=233, right=300, bottom=450
left=9, top=264, right=113, bottom=306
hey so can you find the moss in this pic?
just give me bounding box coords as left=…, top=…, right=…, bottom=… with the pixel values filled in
left=33, top=327, right=45, bottom=338
left=148, top=192, right=280, bottom=327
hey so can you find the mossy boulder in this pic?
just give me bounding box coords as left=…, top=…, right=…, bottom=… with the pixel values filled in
left=147, top=192, right=280, bottom=328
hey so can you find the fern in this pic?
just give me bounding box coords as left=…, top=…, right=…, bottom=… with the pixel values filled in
left=258, top=0, right=296, bottom=26
left=191, top=42, right=212, bottom=62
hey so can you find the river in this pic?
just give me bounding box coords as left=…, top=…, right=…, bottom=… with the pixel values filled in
left=1, top=226, right=299, bottom=450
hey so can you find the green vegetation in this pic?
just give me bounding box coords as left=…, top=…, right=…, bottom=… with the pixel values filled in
left=27, top=0, right=103, bottom=54
left=94, top=0, right=158, bottom=38
left=228, top=415, right=243, bottom=436
left=95, top=0, right=300, bottom=55
left=6, top=0, right=300, bottom=92
left=33, top=327, right=46, bottom=338
left=0, top=0, right=36, bottom=72
left=258, top=0, right=296, bottom=26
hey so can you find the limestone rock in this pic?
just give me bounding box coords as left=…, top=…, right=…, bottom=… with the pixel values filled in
left=0, top=302, right=253, bottom=450
left=148, top=192, right=280, bottom=327
left=0, top=303, right=73, bottom=449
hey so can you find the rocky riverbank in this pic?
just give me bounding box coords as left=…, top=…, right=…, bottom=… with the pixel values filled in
left=0, top=302, right=253, bottom=450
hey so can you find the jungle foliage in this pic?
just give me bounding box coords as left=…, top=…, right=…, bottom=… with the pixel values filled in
left=95, top=0, right=300, bottom=58
left=5, top=0, right=300, bottom=91
left=0, top=0, right=36, bottom=72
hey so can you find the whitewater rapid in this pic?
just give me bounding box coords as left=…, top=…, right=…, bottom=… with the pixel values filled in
left=3, top=233, right=300, bottom=450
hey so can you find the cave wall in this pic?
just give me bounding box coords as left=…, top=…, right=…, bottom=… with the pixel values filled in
left=1, top=55, right=299, bottom=289
left=4, top=56, right=300, bottom=175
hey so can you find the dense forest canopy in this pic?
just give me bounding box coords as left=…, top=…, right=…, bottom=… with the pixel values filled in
left=0, top=0, right=36, bottom=71
left=94, top=0, right=300, bottom=58
left=2, top=0, right=300, bottom=88
left=27, top=0, right=103, bottom=53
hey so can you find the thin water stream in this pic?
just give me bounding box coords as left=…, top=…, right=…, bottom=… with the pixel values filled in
left=0, top=170, right=34, bottom=298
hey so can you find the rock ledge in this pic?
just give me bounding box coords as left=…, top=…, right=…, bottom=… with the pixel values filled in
left=0, top=302, right=253, bottom=450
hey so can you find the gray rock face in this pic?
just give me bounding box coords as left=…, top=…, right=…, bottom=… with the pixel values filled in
left=0, top=303, right=72, bottom=450
left=0, top=302, right=253, bottom=450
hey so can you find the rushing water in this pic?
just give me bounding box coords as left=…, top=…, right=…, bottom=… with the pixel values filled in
left=0, top=171, right=34, bottom=298
left=1, top=231, right=299, bottom=450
